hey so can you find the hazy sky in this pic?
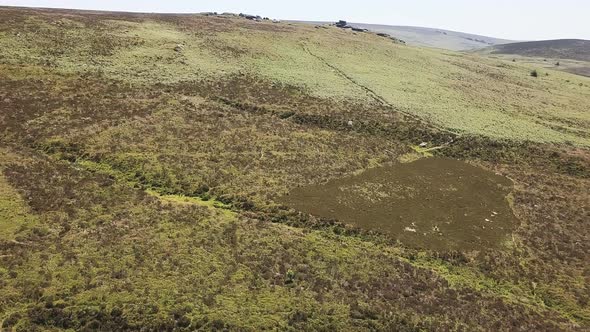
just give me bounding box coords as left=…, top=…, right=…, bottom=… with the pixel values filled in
left=2, top=0, right=589, bottom=40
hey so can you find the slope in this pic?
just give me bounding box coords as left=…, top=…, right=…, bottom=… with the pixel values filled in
left=291, top=21, right=516, bottom=50
left=1, top=8, right=588, bottom=145
left=0, top=6, right=589, bottom=331
left=484, top=39, right=590, bottom=62
left=343, top=23, right=515, bottom=50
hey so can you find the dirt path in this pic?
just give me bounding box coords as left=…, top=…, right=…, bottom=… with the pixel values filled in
left=302, top=43, right=459, bottom=138
left=302, top=44, right=390, bottom=106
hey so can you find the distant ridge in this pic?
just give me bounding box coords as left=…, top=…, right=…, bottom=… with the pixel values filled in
left=290, top=21, right=516, bottom=51
left=483, top=39, right=590, bottom=62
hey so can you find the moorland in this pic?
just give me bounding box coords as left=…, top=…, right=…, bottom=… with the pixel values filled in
left=0, top=6, right=589, bottom=331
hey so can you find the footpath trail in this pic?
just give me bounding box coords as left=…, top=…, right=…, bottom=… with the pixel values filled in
left=302, top=43, right=460, bottom=140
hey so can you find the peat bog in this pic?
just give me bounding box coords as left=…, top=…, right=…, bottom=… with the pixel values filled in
left=280, top=158, right=517, bottom=251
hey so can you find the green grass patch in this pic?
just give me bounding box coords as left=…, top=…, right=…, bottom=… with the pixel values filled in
left=0, top=172, right=37, bottom=241
left=146, top=190, right=236, bottom=219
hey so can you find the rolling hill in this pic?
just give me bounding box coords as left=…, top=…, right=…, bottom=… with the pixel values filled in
left=484, top=39, right=590, bottom=62
left=480, top=39, right=590, bottom=77
left=292, top=21, right=515, bottom=50
left=340, top=24, right=516, bottom=51
left=0, top=6, right=589, bottom=331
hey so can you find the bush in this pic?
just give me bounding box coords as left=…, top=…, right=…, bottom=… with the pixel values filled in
left=285, top=269, right=296, bottom=284
left=530, top=70, right=538, bottom=77
left=279, top=111, right=295, bottom=119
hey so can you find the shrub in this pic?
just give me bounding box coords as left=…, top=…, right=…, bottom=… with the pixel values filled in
left=530, top=70, right=538, bottom=77
left=279, top=111, right=295, bottom=119
left=285, top=269, right=296, bottom=284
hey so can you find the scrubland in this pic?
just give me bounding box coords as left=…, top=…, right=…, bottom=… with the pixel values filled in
left=0, top=7, right=589, bottom=331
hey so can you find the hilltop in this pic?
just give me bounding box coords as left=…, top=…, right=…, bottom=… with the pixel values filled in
left=339, top=23, right=515, bottom=51
left=0, top=6, right=589, bottom=331
left=291, top=21, right=515, bottom=50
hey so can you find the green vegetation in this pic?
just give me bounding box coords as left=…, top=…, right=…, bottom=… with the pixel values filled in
left=1, top=8, right=589, bottom=145
left=478, top=41, right=590, bottom=79
left=0, top=6, right=588, bottom=331
left=0, top=174, right=37, bottom=241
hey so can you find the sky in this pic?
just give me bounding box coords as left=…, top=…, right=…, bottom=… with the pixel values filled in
left=1, top=0, right=589, bottom=41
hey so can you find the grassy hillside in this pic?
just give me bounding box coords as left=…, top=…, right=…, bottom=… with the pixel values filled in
left=2, top=8, right=588, bottom=145
left=336, top=23, right=515, bottom=51
left=484, top=39, right=590, bottom=62
left=480, top=39, right=590, bottom=79
left=0, top=6, right=589, bottom=331
left=483, top=53, right=590, bottom=79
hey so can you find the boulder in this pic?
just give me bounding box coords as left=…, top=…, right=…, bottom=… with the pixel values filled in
left=376, top=32, right=406, bottom=44
left=239, top=13, right=258, bottom=20
left=391, top=37, right=406, bottom=44
left=335, top=20, right=347, bottom=28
